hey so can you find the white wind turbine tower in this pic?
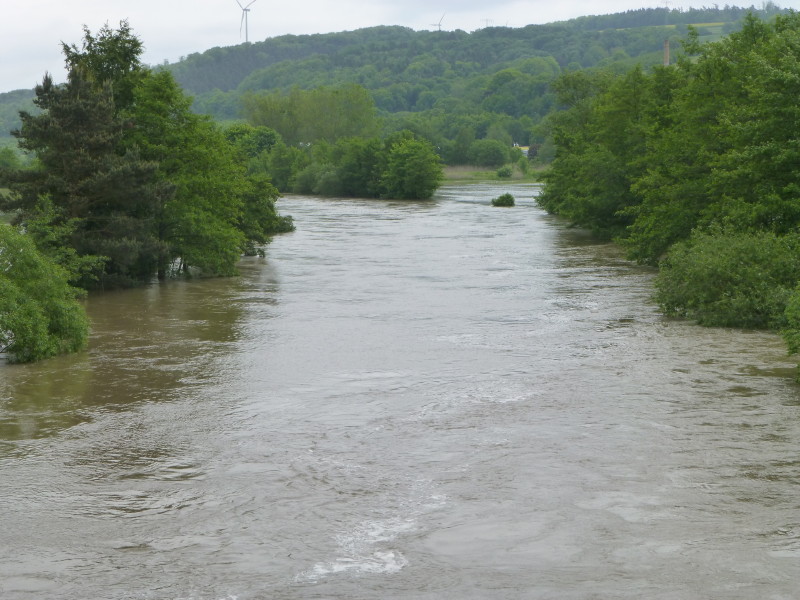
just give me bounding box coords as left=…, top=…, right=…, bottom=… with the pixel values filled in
left=430, top=13, right=445, bottom=32
left=237, top=0, right=258, bottom=43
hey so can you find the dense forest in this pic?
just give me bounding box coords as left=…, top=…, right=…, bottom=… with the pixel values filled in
left=537, top=11, right=800, bottom=366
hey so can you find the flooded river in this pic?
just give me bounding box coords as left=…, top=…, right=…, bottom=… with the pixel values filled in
left=2, top=183, right=800, bottom=599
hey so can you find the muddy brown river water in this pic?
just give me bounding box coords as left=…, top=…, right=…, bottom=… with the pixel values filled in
left=2, top=183, right=800, bottom=599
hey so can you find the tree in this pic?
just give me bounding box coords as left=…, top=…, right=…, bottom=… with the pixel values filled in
left=0, top=225, right=89, bottom=363
left=334, top=137, right=382, bottom=197
left=2, top=69, right=165, bottom=288
left=467, top=138, right=510, bottom=167
left=60, top=20, right=145, bottom=112
left=380, top=136, right=442, bottom=199
left=125, top=70, right=250, bottom=277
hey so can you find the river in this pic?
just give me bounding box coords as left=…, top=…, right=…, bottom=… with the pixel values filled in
left=2, top=183, right=800, bottom=599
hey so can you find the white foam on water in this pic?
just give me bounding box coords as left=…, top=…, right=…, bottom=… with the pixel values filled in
left=308, top=549, right=408, bottom=578
left=298, top=517, right=415, bottom=582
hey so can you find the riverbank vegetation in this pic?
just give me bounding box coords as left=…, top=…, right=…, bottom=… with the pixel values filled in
left=0, top=225, right=89, bottom=363
left=537, top=12, right=800, bottom=365
left=0, top=23, right=295, bottom=362
left=240, top=88, right=443, bottom=198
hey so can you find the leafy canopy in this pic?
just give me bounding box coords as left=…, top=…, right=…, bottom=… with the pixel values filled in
left=0, top=225, right=89, bottom=363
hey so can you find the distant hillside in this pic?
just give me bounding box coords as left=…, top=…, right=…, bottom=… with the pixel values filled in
left=163, top=5, right=784, bottom=121
left=0, top=89, right=35, bottom=147
left=0, top=4, right=788, bottom=143
left=168, top=5, right=781, bottom=92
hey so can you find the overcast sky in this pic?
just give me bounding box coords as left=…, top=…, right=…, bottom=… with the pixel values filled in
left=0, top=0, right=795, bottom=93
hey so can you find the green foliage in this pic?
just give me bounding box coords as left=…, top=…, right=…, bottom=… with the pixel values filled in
left=126, top=70, right=252, bottom=277
left=61, top=20, right=145, bottom=111
left=2, top=69, right=165, bottom=288
left=224, top=123, right=280, bottom=159
left=380, top=137, right=443, bottom=199
left=0, top=90, right=36, bottom=143
left=655, top=230, right=800, bottom=329
left=262, top=131, right=442, bottom=200
left=0, top=225, right=89, bottom=363
left=334, top=137, right=383, bottom=197
left=538, top=66, right=647, bottom=239
left=496, top=166, right=513, bottom=178
left=0, top=147, right=20, bottom=169
left=540, top=12, right=800, bottom=360
left=167, top=9, right=776, bottom=99
left=491, top=193, right=515, bottom=206
left=268, top=141, right=307, bottom=192
left=154, top=8, right=767, bottom=171
left=782, top=288, right=800, bottom=356
left=242, top=84, right=379, bottom=145
left=468, top=139, right=510, bottom=167
left=2, top=23, right=293, bottom=290
left=542, top=12, right=800, bottom=255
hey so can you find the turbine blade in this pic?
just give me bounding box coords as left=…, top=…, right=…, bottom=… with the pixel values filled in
left=246, top=0, right=257, bottom=7
left=240, top=12, right=245, bottom=35
left=236, top=0, right=244, bottom=8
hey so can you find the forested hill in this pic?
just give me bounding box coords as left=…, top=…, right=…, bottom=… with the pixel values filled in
left=170, top=5, right=779, bottom=95
left=0, top=3, right=787, bottom=139
left=167, top=5, right=782, bottom=110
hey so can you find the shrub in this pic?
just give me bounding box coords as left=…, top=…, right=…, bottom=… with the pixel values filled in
left=496, top=165, right=513, bottom=178
left=491, top=193, right=515, bottom=207
left=0, top=225, right=89, bottom=363
left=654, top=229, right=800, bottom=329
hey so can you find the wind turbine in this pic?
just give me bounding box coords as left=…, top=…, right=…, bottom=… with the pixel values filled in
left=237, top=0, right=257, bottom=43
left=430, top=13, right=445, bottom=32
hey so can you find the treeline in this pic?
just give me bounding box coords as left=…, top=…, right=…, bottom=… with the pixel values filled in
left=0, top=23, right=294, bottom=363
left=171, top=6, right=786, bottom=166
left=1, top=6, right=783, bottom=166
left=538, top=12, right=800, bottom=359
left=562, top=4, right=783, bottom=31
left=171, top=6, right=784, bottom=98
left=239, top=91, right=442, bottom=198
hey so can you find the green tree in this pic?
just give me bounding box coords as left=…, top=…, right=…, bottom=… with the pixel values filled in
left=334, top=137, right=382, bottom=197
left=538, top=67, right=647, bottom=239
left=268, top=140, right=307, bottom=192
left=1, top=70, right=165, bottom=288
left=0, top=225, right=89, bottom=363
left=380, top=136, right=442, bottom=199
left=224, top=123, right=280, bottom=161
left=61, top=20, right=145, bottom=112
left=125, top=70, right=250, bottom=277
left=467, top=138, right=510, bottom=167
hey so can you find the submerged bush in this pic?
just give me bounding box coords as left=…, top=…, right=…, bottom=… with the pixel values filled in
left=0, top=226, right=89, bottom=363
left=491, top=193, right=515, bottom=207
left=654, top=229, right=800, bottom=329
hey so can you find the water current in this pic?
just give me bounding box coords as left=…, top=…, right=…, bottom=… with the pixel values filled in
left=2, top=183, right=800, bottom=599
